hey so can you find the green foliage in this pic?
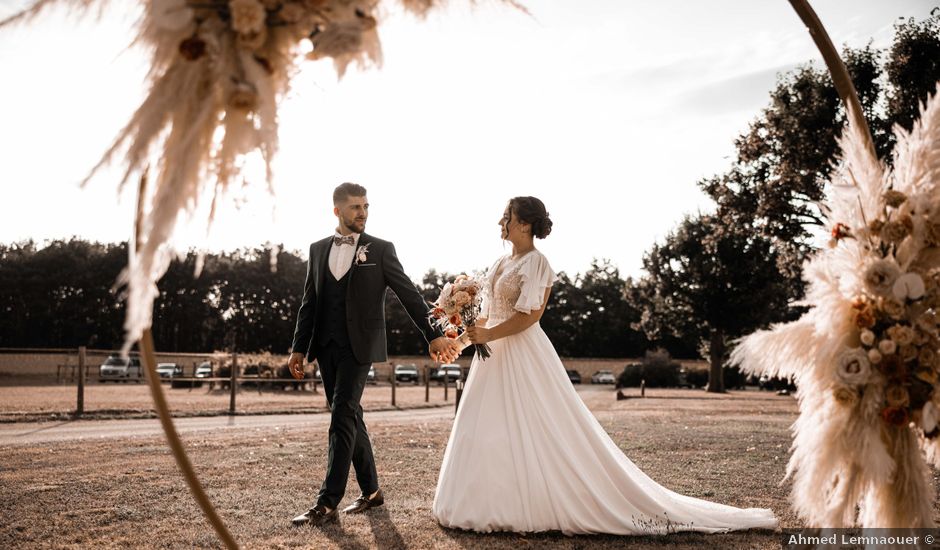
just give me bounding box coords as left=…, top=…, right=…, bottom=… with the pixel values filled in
left=616, top=350, right=681, bottom=388
left=886, top=9, right=940, bottom=135
left=0, top=239, right=127, bottom=348
left=0, top=239, right=651, bottom=357
left=632, top=9, right=940, bottom=391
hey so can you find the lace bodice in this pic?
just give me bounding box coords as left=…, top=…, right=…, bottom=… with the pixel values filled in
left=483, top=250, right=557, bottom=324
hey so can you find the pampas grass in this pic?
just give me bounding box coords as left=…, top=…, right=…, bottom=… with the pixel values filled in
left=732, top=84, right=940, bottom=529
left=1, top=0, right=521, bottom=350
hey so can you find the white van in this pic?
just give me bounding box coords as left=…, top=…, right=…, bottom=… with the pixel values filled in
left=98, top=355, right=143, bottom=383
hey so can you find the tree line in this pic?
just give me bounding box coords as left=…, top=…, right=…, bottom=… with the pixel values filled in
left=0, top=240, right=658, bottom=359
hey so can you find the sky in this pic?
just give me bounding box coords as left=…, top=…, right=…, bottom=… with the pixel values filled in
left=0, top=0, right=936, bottom=280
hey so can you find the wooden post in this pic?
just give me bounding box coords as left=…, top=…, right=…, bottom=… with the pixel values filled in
left=229, top=352, right=237, bottom=415
left=425, top=365, right=430, bottom=403
left=391, top=365, right=397, bottom=407
left=76, top=346, right=86, bottom=417
left=444, top=370, right=449, bottom=401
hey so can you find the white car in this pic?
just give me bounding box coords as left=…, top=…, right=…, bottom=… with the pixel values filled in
left=436, top=364, right=463, bottom=383
left=156, top=363, right=182, bottom=379
left=394, top=364, right=420, bottom=384
left=98, top=356, right=142, bottom=383
left=195, top=362, right=213, bottom=378
left=591, top=370, right=616, bottom=384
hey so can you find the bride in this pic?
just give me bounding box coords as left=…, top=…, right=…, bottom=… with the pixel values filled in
left=431, top=196, right=778, bottom=535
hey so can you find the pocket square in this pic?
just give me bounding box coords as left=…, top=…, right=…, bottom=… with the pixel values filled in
left=357, top=263, right=377, bottom=267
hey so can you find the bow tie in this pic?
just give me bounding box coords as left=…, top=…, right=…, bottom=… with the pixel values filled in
left=333, top=235, right=356, bottom=246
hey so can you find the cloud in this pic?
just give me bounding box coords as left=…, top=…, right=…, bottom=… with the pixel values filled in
left=672, top=63, right=798, bottom=116
left=582, top=54, right=721, bottom=96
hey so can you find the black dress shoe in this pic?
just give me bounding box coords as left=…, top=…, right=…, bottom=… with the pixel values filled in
left=291, top=504, right=338, bottom=527
left=342, top=489, right=385, bottom=514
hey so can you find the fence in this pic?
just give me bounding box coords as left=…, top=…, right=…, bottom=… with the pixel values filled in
left=0, top=347, right=471, bottom=418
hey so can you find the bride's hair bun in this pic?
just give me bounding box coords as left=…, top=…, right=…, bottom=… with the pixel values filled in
left=509, top=196, right=553, bottom=239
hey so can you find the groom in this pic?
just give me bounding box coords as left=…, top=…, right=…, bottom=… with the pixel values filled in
left=288, top=182, right=459, bottom=527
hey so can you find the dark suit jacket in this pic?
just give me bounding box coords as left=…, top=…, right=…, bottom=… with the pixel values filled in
left=290, top=233, right=442, bottom=364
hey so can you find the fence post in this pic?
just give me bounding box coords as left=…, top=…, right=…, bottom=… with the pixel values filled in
left=444, top=371, right=449, bottom=401
left=425, top=365, right=430, bottom=403
left=76, top=346, right=86, bottom=417
left=391, top=365, right=397, bottom=407
left=229, top=351, right=237, bottom=415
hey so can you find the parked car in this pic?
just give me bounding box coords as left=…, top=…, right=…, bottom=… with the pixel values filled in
left=156, top=363, right=183, bottom=379
left=195, top=362, right=213, bottom=378
left=758, top=373, right=796, bottom=392
left=367, top=366, right=377, bottom=384
left=98, top=355, right=142, bottom=383
left=436, top=364, right=462, bottom=384
left=591, top=369, right=616, bottom=384
left=394, top=364, right=420, bottom=384
left=566, top=369, right=582, bottom=384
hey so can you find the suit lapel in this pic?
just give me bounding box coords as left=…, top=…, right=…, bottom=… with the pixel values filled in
left=348, top=233, right=371, bottom=290
left=316, top=237, right=331, bottom=295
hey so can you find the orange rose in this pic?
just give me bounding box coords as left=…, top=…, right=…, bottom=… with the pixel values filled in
left=432, top=307, right=446, bottom=318
left=449, top=314, right=461, bottom=326
left=445, top=329, right=458, bottom=339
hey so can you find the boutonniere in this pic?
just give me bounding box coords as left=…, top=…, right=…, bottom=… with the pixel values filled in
left=355, top=243, right=371, bottom=265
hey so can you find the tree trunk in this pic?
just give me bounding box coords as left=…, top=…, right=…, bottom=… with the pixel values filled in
left=706, top=328, right=726, bottom=393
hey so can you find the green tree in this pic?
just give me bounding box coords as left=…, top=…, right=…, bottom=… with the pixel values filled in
left=635, top=215, right=791, bottom=392
left=886, top=9, right=940, bottom=136
left=540, top=272, right=584, bottom=357
left=703, top=11, right=940, bottom=289
left=571, top=259, right=646, bottom=358
left=0, top=239, right=127, bottom=349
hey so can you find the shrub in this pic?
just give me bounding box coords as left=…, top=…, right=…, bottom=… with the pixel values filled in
left=616, top=350, right=681, bottom=388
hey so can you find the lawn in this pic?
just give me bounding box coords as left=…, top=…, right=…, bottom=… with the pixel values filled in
left=2, top=388, right=805, bottom=549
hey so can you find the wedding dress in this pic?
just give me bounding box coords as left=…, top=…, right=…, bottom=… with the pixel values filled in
left=431, top=250, right=778, bottom=535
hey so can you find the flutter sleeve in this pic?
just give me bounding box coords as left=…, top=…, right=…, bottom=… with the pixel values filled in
left=513, top=251, right=557, bottom=314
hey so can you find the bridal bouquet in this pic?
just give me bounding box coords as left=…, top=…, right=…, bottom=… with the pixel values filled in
left=429, top=274, right=491, bottom=360
left=732, top=87, right=940, bottom=529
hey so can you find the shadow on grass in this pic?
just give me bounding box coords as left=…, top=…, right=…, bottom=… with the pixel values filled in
left=318, top=519, right=371, bottom=550
left=365, top=507, right=408, bottom=549
left=616, top=393, right=793, bottom=402
left=438, top=523, right=782, bottom=549
left=13, top=420, right=74, bottom=436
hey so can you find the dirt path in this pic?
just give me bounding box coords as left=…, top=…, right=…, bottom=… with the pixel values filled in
left=0, top=406, right=453, bottom=445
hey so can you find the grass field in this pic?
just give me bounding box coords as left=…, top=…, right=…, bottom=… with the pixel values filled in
left=0, top=387, right=814, bottom=549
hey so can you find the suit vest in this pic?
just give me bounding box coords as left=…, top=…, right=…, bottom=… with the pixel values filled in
left=316, top=269, right=351, bottom=347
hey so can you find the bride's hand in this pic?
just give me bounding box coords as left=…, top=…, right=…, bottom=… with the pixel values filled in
left=466, top=326, right=493, bottom=344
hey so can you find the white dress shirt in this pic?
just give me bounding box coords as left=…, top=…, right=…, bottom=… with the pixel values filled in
left=329, top=232, right=360, bottom=280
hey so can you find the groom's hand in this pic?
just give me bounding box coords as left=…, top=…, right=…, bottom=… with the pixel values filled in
left=429, top=337, right=459, bottom=364
left=288, top=352, right=306, bottom=381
